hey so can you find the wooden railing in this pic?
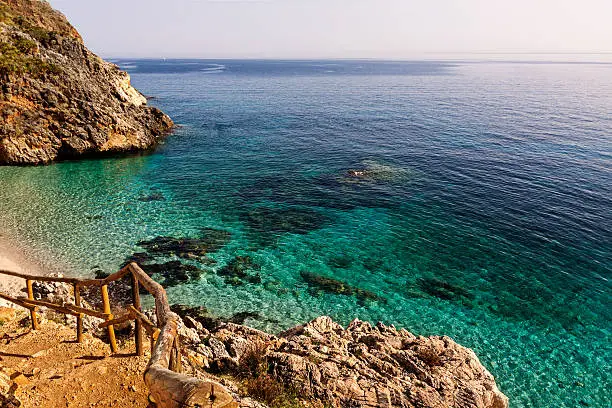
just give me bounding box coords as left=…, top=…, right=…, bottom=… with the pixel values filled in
left=0, top=262, right=236, bottom=408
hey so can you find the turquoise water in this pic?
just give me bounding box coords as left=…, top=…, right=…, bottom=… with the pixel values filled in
left=0, top=60, right=610, bottom=407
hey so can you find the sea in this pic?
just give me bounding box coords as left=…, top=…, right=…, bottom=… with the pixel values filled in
left=0, top=59, right=610, bottom=407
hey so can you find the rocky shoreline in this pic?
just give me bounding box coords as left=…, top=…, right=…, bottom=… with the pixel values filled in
left=18, top=274, right=508, bottom=408
left=180, top=313, right=509, bottom=408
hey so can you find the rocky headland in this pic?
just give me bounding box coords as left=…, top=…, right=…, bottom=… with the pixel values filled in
left=0, top=0, right=173, bottom=165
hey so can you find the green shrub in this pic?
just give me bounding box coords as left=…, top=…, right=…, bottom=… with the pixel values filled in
left=15, top=16, right=53, bottom=44
left=0, top=4, right=12, bottom=24
left=0, top=39, right=60, bottom=77
left=0, top=41, right=24, bottom=75
left=0, top=0, right=61, bottom=77
left=13, top=36, right=36, bottom=53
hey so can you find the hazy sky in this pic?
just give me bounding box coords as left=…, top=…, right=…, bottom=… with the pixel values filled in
left=48, top=0, right=612, bottom=59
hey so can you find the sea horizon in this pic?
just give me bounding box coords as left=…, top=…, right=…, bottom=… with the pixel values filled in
left=102, top=54, right=612, bottom=64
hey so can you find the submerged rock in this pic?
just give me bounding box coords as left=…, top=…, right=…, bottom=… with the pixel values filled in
left=141, top=260, right=203, bottom=288
left=137, top=192, right=165, bottom=202
left=413, top=277, right=475, bottom=305
left=137, top=228, right=231, bottom=260
left=171, top=304, right=261, bottom=332
left=327, top=255, right=353, bottom=269
left=137, top=236, right=208, bottom=259
left=218, top=256, right=262, bottom=286
left=0, top=0, right=173, bottom=165
left=300, top=271, right=384, bottom=305
left=341, top=160, right=412, bottom=184
left=121, top=252, right=154, bottom=266
left=199, top=228, right=233, bottom=252
left=228, top=311, right=261, bottom=325
left=114, top=229, right=232, bottom=290
left=184, top=316, right=509, bottom=408
left=238, top=175, right=359, bottom=211
left=243, top=207, right=330, bottom=238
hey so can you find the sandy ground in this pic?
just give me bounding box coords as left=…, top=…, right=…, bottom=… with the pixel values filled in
left=0, top=237, right=47, bottom=306
left=0, top=311, right=150, bottom=407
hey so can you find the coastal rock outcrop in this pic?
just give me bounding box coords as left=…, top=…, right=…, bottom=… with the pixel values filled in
left=0, top=0, right=173, bottom=165
left=184, top=316, right=509, bottom=408
left=16, top=278, right=509, bottom=408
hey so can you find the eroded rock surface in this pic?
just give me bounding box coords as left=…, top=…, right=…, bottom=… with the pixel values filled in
left=186, top=316, right=509, bottom=408
left=0, top=0, right=173, bottom=165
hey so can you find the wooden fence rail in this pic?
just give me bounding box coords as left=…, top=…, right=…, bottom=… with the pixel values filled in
left=0, top=263, right=236, bottom=408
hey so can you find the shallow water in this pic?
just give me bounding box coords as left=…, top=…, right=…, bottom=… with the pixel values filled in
left=0, top=60, right=610, bottom=407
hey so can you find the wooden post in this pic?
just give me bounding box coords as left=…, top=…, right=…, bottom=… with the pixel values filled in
left=26, top=280, right=38, bottom=330
left=101, top=284, right=118, bottom=353
left=174, top=336, right=182, bottom=373
left=130, top=272, right=143, bottom=356
left=73, top=283, right=83, bottom=343
left=151, top=328, right=160, bottom=355
left=169, top=336, right=182, bottom=373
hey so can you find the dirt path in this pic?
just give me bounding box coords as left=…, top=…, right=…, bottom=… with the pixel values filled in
left=0, top=310, right=150, bottom=407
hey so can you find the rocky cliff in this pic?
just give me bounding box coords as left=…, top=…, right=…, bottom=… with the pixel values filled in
left=0, top=0, right=173, bottom=165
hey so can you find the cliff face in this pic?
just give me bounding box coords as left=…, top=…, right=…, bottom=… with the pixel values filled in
left=0, top=0, right=173, bottom=165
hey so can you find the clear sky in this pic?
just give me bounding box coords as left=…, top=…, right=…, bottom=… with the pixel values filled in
left=48, top=0, right=612, bottom=59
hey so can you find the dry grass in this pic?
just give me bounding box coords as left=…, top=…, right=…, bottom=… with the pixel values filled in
left=244, top=374, right=287, bottom=406
left=235, top=341, right=302, bottom=407
left=416, top=347, right=443, bottom=367
left=236, top=340, right=269, bottom=378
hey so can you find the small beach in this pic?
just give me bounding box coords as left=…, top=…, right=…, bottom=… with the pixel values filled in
left=0, top=236, right=41, bottom=304
left=0, top=229, right=73, bottom=304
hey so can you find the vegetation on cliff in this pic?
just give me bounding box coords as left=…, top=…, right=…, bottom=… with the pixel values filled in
left=0, top=0, right=173, bottom=165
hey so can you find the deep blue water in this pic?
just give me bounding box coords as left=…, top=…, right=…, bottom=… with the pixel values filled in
left=0, top=59, right=610, bottom=407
